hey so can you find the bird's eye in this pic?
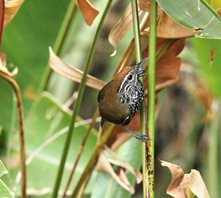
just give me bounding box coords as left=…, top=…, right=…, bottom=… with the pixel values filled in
left=127, top=74, right=133, bottom=81
left=121, top=116, right=131, bottom=125
left=120, top=98, right=125, bottom=103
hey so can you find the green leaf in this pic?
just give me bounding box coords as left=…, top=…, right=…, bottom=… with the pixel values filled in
left=0, top=161, right=14, bottom=198
left=0, top=0, right=70, bottom=134
left=10, top=93, right=97, bottom=195
left=91, top=138, right=142, bottom=198
left=190, top=38, right=221, bottom=98
left=156, top=0, right=221, bottom=39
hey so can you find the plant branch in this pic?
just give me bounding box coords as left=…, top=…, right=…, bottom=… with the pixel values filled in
left=62, top=109, right=99, bottom=197
left=131, top=0, right=142, bottom=62
left=71, top=124, right=114, bottom=197
left=130, top=0, right=149, bottom=197
left=147, top=0, right=157, bottom=197
left=0, top=72, right=26, bottom=198
left=51, top=0, right=113, bottom=197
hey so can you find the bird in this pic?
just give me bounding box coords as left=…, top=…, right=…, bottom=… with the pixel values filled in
left=97, top=58, right=148, bottom=142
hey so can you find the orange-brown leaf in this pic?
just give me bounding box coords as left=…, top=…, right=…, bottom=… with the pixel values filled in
left=139, top=0, right=150, bottom=12
left=108, top=5, right=133, bottom=53
left=49, top=47, right=105, bottom=90
left=157, top=11, right=194, bottom=38
left=75, top=0, right=99, bottom=25
left=161, top=160, right=210, bottom=198
left=143, top=39, right=185, bottom=91
left=4, top=0, right=24, bottom=26
left=96, top=153, right=135, bottom=193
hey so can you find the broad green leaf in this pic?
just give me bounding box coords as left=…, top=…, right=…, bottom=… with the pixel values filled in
left=0, top=161, right=14, bottom=198
left=9, top=93, right=97, bottom=195
left=156, top=0, right=221, bottom=39
left=190, top=38, right=221, bottom=98
left=0, top=0, right=70, bottom=135
left=91, top=138, right=142, bottom=198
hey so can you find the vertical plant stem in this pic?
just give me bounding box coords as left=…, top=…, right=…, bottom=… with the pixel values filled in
left=131, top=0, right=142, bottom=62
left=147, top=0, right=157, bottom=198
left=208, top=101, right=219, bottom=198
left=130, top=0, right=148, bottom=197
left=0, top=72, right=26, bottom=198
left=39, top=0, right=77, bottom=91
left=51, top=1, right=113, bottom=197
left=62, top=109, right=99, bottom=197
left=71, top=124, right=114, bottom=197
left=131, top=0, right=148, bottom=197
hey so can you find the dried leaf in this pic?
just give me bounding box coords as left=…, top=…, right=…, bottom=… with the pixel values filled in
left=105, top=146, right=142, bottom=183
left=75, top=0, right=99, bottom=26
left=161, top=160, right=210, bottom=198
left=144, top=39, right=185, bottom=91
left=96, top=153, right=135, bottom=194
left=49, top=47, right=105, bottom=90
left=139, top=0, right=150, bottom=12
left=4, top=0, right=24, bottom=26
left=119, top=169, right=131, bottom=186
left=108, top=5, right=133, bottom=53
left=0, top=52, right=17, bottom=76
left=157, top=11, right=194, bottom=38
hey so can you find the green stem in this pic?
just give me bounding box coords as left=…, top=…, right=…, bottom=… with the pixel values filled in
left=147, top=1, right=157, bottom=198
left=39, top=0, right=77, bottom=92
left=0, top=72, right=26, bottom=198
left=131, top=0, right=142, bottom=62
left=130, top=0, right=148, bottom=197
left=208, top=102, right=219, bottom=198
left=62, top=110, right=99, bottom=197
left=71, top=124, right=114, bottom=197
left=51, top=0, right=113, bottom=197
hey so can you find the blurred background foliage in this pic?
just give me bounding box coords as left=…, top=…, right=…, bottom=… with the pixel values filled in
left=0, top=0, right=221, bottom=197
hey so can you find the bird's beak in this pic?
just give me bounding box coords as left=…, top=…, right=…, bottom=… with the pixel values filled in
left=137, top=67, right=145, bottom=77
left=135, top=57, right=148, bottom=77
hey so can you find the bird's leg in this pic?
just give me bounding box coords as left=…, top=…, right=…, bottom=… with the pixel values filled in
left=124, top=126, right=148, bottom=142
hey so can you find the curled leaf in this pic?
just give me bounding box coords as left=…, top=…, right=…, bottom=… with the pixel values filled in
left=161, top=160, right=210, bottom=198
left=4, top=0, right=24, bottom=26
left=75, top=0, right=99, bottom=25
left=96, top=153, right=135, bottom=194
left=49, top=47, right=105, bottom=90
left=105, top=146, right=142, bottom=183
left=108, top=5, right=133, bottom=54
left=0, top=52, right=17, bottom=76
left=157, top=11, right=194, bottom=38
